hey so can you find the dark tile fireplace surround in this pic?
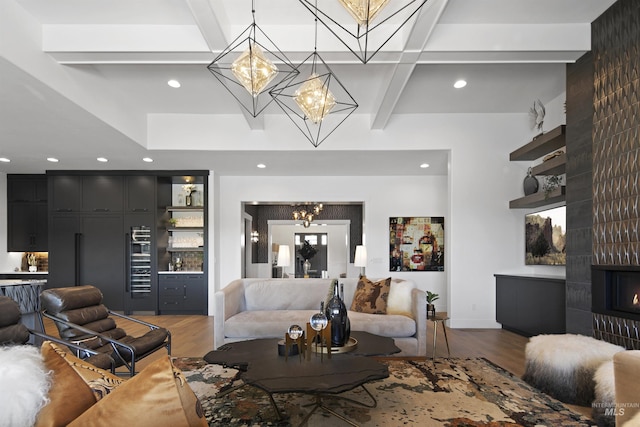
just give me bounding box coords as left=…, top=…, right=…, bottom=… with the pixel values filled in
left=592, top=266, right=640, bottom=349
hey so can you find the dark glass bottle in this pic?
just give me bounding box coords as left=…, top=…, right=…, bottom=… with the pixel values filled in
left=325, top=279, right=350, bottom=347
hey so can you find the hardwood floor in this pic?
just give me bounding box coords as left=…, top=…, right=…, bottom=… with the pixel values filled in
left=43, top=314, right=592, bottom=418
left=44, top=315, right=526, bottom=374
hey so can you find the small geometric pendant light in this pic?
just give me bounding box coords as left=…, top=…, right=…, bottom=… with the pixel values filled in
left=207, top=1, right=298, bottom=117
left=298, top=0, right=429, bottom=64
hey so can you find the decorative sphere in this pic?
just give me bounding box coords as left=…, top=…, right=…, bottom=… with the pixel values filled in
left=287, top=324, right=303, bottom=340
left=310, top=312, right=328, bottom=331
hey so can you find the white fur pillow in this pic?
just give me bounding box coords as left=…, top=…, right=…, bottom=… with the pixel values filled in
left=0, top=346, right=52, bottom=427
left=386, top=279, right=415, bottom=318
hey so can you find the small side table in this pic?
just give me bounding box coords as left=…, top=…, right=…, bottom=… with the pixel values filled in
left=429, top=314, right=451, bottom=360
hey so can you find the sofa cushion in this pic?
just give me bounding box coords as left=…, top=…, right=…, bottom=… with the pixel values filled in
left=225, top=309, right=416, bottom=339
left=225, top=310, right=318, bottom=338
left=350, top=276, right=391, bottom=314
left=244, top=280, right=333, bottom=311
left=348, top=311, right=416, bottom=338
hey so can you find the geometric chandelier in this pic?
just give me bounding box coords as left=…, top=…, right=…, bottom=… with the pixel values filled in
left=270, top=48, right=358, bottom=148
left=297, top=0, right=429, bottom=64
left=207, top=1, right=299, bottom=117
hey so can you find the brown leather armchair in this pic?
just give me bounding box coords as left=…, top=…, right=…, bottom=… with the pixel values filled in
left=0, top=296, right=115, bottom=372
left=40, top=285, right=171, bottom=377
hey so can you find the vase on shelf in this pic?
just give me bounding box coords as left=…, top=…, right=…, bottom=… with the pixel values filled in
left=325, top=280, right=350, bottom=347
left=303, top=259, right=311, bottom=276
left=523, top=167, right=539, bottom=196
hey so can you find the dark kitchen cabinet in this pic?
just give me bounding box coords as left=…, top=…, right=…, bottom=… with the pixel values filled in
left=7, top=175, right=48, bottom=251
left=47, top=214, right=125, bottom=310
left=50, top=175, right=82, bottom=212
left=82, top=175, right=124, bottom=212
left=8, top=203, right=48, bottom=252
left=8, top=175, right=47, bottom=202
left=158, top=274, right=206, bottom=314
left=126, top=175, right=156, bottom=213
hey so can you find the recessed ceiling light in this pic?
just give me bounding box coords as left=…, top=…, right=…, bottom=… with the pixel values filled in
left=454, top=79, right=467, bottom=89
left=143, top=157, right=153, bottom=163
left=47, top=157, right=59, bottom=163
left=420, top=163, right=430, bottom=168
left=167, top=79, right=181, bottom=88
left=0, top=157, right=10, bottom=162
left=257, top=163, right=266, bottom=169
left=97, top=157, right=108, bottom=162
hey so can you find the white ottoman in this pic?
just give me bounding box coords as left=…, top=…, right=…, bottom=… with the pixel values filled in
left=593, top=360, right=616, bottom=427
left=522, top=334, right=624, bottom=406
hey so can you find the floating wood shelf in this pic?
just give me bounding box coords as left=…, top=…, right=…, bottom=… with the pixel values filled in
left=530, top=152, right=566, bottom=176
left=509, top=186, right=566, bottom=209
left=510, top=125, right=566, bottom=161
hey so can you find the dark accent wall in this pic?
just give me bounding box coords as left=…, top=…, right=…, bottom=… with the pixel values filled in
left=244, top=204, right=363, bottom=263
left=565, top=52, right=594, bottom=335
left=565, top=0, right=640, bottom=335
left=591, top=0, right=640, bottom=268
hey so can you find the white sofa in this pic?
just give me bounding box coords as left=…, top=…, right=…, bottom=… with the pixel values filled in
left=214, top=278, right=426, bottom=357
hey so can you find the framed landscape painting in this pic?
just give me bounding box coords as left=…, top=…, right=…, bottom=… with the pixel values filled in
left=525, top=206, right=566, bottom=265
left=389, top=217, right=444, bottom=271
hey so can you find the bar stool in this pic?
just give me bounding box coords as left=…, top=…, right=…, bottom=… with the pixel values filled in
left=430, top=314, right=450, bottom=360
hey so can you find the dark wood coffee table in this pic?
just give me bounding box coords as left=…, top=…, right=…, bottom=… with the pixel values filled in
left=204, top=331, right=400, bottom=426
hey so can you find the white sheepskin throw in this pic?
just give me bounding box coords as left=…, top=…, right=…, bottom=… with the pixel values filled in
left=592, top=360, right=616, bottom=427
left=0, top=345, right=52, bottom=427
left=522, top=334, right=625, bottom=406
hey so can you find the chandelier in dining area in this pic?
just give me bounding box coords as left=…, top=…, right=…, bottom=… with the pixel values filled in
left=292, top=203, right=324, bottom=228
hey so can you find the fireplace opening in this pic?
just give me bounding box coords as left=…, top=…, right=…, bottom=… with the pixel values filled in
left=612, top=271, right=640, bottom=315
left=592, top=265, right=640, bottom=321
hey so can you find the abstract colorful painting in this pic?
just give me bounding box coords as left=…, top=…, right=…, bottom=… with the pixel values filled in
left=389, top=217, right=444, bottom=271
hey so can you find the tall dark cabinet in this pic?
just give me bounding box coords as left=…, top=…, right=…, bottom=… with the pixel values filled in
left=46, top=171, right=208, bottom=315
left=47, top=173, right=156, bottom=313
left=7, top=175, right=48, bottom=252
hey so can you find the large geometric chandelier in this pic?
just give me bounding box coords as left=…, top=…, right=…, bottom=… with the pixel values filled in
left=292, top=203, right=324, bottom=228
left=270, top=49, right=358, bottom=147
left=298, top=0, right=429, bottom=64
left=207, top=1, right=298, bottom=117
left=269, top=6, right=358, bottom=149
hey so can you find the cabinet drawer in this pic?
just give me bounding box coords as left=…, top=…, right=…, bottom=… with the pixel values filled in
left=160, top=284, right=185, bottom=296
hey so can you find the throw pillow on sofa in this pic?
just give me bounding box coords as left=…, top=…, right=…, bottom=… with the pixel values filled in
left=350, top=276, right=391, bottom=314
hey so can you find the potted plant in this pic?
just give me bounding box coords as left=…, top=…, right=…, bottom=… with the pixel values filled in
left=426, top=291, right=439, bottom=319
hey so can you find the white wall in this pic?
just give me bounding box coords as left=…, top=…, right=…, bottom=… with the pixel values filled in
left=212, top=111, right=567, bottom=328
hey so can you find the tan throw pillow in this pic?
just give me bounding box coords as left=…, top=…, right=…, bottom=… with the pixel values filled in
left=68, top=356, right=207, bottom=427
left=350, top=277, right=391, bottom=314
left=42, top=341, right=125, bottom=401
left=35, top=342, right=98, bottom=427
